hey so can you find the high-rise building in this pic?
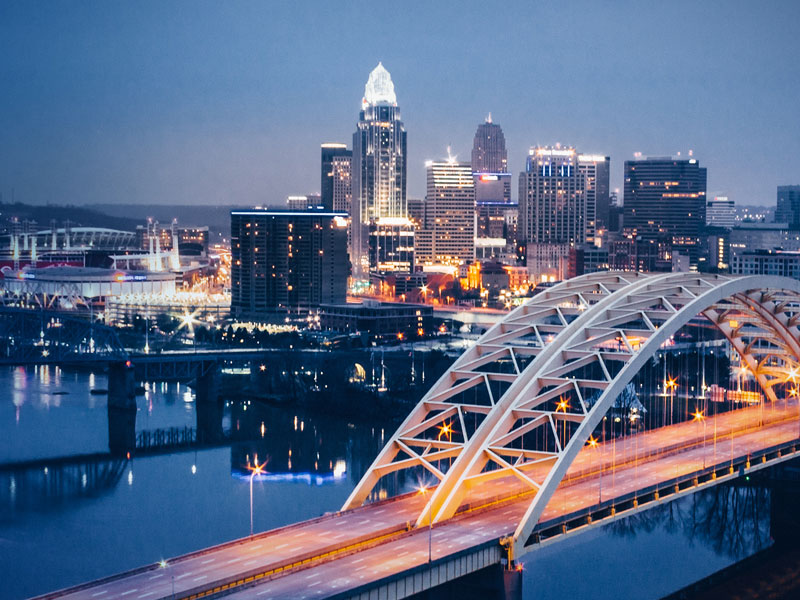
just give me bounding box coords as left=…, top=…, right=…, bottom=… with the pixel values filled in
left=623, top=157, right=707, bottom=265
left=471, top=116, right=512, bottom=246
left=472, top=114, right=508, bottom=173
left=519, top=147, right=589, bottom=280
left=320, top=144, right=352, bottom=212
left=706, top=195, right=735, bottom=229
left=519, top=147, right=588, bottom=246
left=230, top=209, right=348, bottom=317
left=776, top=186, right=800, bottom=228
left=352, top=63, right=408, bottom=276
left=416, top=160, right=475, bottom=266
left=579, top=155, right=611, bottom=234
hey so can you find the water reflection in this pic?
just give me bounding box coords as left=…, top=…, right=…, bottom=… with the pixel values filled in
left=609, top=483, right=771, bottom=560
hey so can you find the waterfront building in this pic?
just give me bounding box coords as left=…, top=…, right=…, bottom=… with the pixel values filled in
left=623, top=157, right=707, bottom=265
left=319, top=299, right=432, bottom=338
left=0, top=266, right=176, bottom=311
left=230, top=209, right=348, bottom=317
left=352, top=63, right=408, bottom=276
left=776, top=185, right=800, bottom=228
left=320, top=144, right=352, bottom=213
left=415, top=159, right=475, bottom=267
left=706, top=196, right=736, bottom=229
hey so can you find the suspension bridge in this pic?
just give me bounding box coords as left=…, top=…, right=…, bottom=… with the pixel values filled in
left=32, top=272, right=800, bottom=599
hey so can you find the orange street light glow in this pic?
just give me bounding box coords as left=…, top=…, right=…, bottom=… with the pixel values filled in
left=437, top=421, right=454, bottom=441
left=691, top=410, right=704, bottom=421
left=587, top=436, right=598, bottom=448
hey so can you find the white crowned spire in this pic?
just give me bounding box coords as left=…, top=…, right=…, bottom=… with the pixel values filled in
left=363, top=62, right=397, bottom=108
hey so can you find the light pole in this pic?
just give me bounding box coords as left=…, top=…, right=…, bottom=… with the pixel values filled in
left=665, top=376, right=677, bottom=427
left=418, top=486, right=433, bottom=563
left=247, top=460, right=266, bottom=537
left=588, top=436, right=600, bottom=503
left=692, top=410, right=706, bottom=469
left=159, top=560, right=175, bottom=600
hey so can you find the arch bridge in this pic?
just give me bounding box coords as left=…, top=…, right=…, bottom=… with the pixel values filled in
left=346, top=271, right=800, bottom=560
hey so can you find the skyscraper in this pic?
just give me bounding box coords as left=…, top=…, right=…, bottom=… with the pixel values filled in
left=519, top=147, right=588, bottom=280
left=471, top=114, right=508, bottom=174
left=416, top=159, right=475, bottom=266
left=776, top=185, right=800, bottom=228
left=320, top=143, right=352, bottom=212
left=623, top=157, right=707, bottom=264
left=471, top=116, right=511, bottom=242
left=579, top=154, right=611, bottom=234
left=352, top=63, right=408, bottom=276
left=519, top=147, right=587, bottom=246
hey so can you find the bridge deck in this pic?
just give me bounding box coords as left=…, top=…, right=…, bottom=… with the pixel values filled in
left=38, top=402, right=800, bottom=600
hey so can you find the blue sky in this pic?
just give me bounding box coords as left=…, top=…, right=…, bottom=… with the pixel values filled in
left=1, top=0, right=798, bottom=206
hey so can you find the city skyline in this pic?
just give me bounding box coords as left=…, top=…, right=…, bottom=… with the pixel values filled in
left=1, top=1, right=799, bottom=208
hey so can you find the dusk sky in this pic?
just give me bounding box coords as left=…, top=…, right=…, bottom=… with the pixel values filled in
left=1, top=0, right=798, bottom=207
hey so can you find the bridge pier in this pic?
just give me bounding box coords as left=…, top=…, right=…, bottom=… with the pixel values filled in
left=107, top=362, right=136, bottom=455
left=408, top=563, right=522, bottom=600
left=195, top=364, right=223, bottom=443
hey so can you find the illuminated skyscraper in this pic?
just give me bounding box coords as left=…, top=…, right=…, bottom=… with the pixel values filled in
left=352, top=63, right=408, bottom=276
left=416, top=159, right=475, bottom=266
left=519, top=146, right=587, bottom=280
left=519, top=146, right=587, bottom=247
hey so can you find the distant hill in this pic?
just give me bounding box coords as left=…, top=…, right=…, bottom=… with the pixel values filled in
left=0, top=202, right=142, bottom=233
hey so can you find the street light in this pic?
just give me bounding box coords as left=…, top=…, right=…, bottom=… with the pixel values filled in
left=159, top=559, right=175, bottom=600
left=437, top=421, right=454, bottom=442
left=417, top=485, right=433, bottom=563
left=692, top=409, right=707, bottom=469
left=556, top=398, right=569, bottom=449
left=247, top=460, right=267, bottom=536
left=665, top=376, right=677, bottom=427
left=588, top=435, right=601, bottom=502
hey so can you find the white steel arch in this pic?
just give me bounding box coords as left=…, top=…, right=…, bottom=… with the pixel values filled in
left=344, top=273, right=800, bottom=559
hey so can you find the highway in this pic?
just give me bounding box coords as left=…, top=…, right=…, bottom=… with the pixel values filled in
left=39, top=400, right=800, bottom=600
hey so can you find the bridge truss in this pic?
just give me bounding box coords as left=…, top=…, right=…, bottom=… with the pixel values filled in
left=344, top=272, right=800, bottom=559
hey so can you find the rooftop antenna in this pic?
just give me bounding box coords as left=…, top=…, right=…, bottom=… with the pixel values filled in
left=486, top=112, right=492, bottom=124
